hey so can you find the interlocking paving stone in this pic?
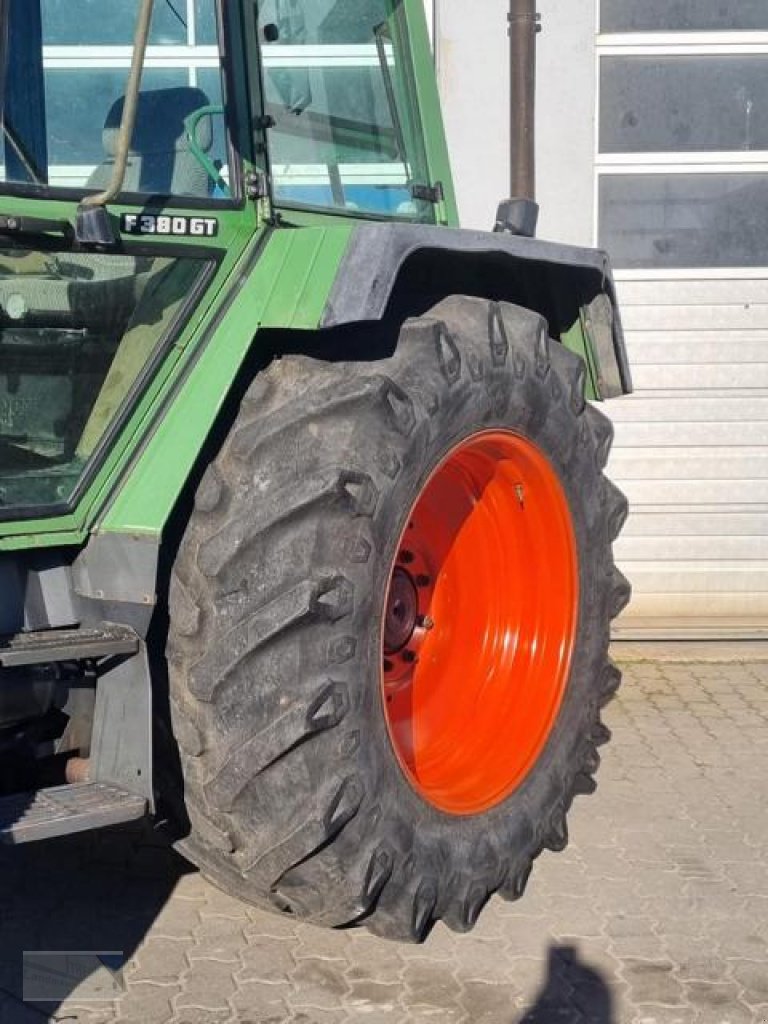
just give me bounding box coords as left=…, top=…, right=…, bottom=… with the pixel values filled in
left=0, top=658, right=766, bottom=1023
left=117, top=982, right=178, bottom=1024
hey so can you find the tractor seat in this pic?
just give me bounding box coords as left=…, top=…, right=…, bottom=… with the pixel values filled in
left=87, top=86, right=214, bottom=199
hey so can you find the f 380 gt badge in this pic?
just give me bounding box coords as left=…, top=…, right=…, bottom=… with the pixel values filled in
left=120, top=214, right=219, bottom=237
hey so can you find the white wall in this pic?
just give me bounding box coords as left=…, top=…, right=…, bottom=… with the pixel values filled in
left=534, top=0, right=597, bottom=246
left=433, top=0, right=597, bottom=245
left=433, top=0, right=510, bottom=230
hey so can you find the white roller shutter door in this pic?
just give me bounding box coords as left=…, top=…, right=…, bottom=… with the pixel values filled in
left=609, top=277, right=768, bottom=638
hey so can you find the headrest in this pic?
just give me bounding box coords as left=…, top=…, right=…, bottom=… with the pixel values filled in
left=102, top=87, right=213, bottom=158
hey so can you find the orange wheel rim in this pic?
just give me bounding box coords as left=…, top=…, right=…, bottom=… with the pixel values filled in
left=381, top=430, right=579, bottom=816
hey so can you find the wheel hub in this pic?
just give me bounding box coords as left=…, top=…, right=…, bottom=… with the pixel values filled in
left=384, top=568, right=419, bottom=655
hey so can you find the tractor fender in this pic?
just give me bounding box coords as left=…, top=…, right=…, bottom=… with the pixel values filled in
left=321, top=223, right=632, bottom=399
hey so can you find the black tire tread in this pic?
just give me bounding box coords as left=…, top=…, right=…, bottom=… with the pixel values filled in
left=167, top=296, right=629, bottom=941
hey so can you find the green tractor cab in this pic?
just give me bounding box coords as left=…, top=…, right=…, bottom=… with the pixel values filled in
left=0, top=0, right=630, bottom=941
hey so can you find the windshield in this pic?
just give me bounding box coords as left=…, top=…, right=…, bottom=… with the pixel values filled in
left=0, top=0, right=230, bottom=202
left=258, top=0, right=435, bottom=221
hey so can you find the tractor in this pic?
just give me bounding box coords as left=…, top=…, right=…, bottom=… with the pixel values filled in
left=0, top=0, right=631, bottom=941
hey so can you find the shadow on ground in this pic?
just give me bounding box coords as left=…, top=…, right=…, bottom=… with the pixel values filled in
left=0, top=822, right=184, bottom=1022
left=518, top=945, right=615, bottom=1024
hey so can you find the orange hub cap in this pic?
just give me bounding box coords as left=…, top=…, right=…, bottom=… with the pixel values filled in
left=381, top=430, right=579, bottom=816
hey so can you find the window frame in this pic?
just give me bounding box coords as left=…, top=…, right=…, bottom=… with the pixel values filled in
left=253, top=0, right=437, bottom=224
left=0, top=0, right=243, bottom=208
left=595, top=11, right=768, bottom=278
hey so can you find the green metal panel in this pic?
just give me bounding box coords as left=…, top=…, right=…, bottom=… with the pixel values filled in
left=259, top=227, right=353, bottom=328
left=561, top=315, right=601, bottom=402
left=99, top=226, right=353, bottom=537
left=402, top=0, right=459, bottom=227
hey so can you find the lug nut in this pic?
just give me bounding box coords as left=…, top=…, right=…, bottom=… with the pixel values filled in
left=399, top=550, right=415, bottom=564
left=418, top=615, right=435, bottom=630
left=402, top=650, right=417, bottom=664
left=416, top=574, right=431, bottom=588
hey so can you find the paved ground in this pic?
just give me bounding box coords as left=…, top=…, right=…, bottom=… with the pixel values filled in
left=1, top=656, right=767, bottom=1024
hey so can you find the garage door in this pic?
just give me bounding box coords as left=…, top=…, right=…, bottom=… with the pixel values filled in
left=607, top=278, right=768, bottom=638
left=597, top=3, right=768, bottom=637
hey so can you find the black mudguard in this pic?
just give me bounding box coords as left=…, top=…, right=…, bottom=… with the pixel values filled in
left=322, top=223, right=632, bottom=399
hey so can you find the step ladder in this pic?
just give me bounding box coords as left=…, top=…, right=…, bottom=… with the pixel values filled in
left=0, top=623, right=140, bottom=668
left=0, top=783, right=147, bottom=844
left=0, top=623, right=149, bottom=844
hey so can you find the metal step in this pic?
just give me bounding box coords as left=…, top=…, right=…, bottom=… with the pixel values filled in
left=0, top=623, right=139, bottom=668
left=0, top=782, right=147, bottom=844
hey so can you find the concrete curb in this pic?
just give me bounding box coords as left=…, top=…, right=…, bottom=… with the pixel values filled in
left=611, top=640, right=768, bottom=663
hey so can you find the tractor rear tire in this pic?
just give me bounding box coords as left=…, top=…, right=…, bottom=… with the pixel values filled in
left=167, top=296, right=630, bottom=941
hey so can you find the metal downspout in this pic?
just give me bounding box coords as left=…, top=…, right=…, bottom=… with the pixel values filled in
left=508, top=0, right=540, bottom=202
